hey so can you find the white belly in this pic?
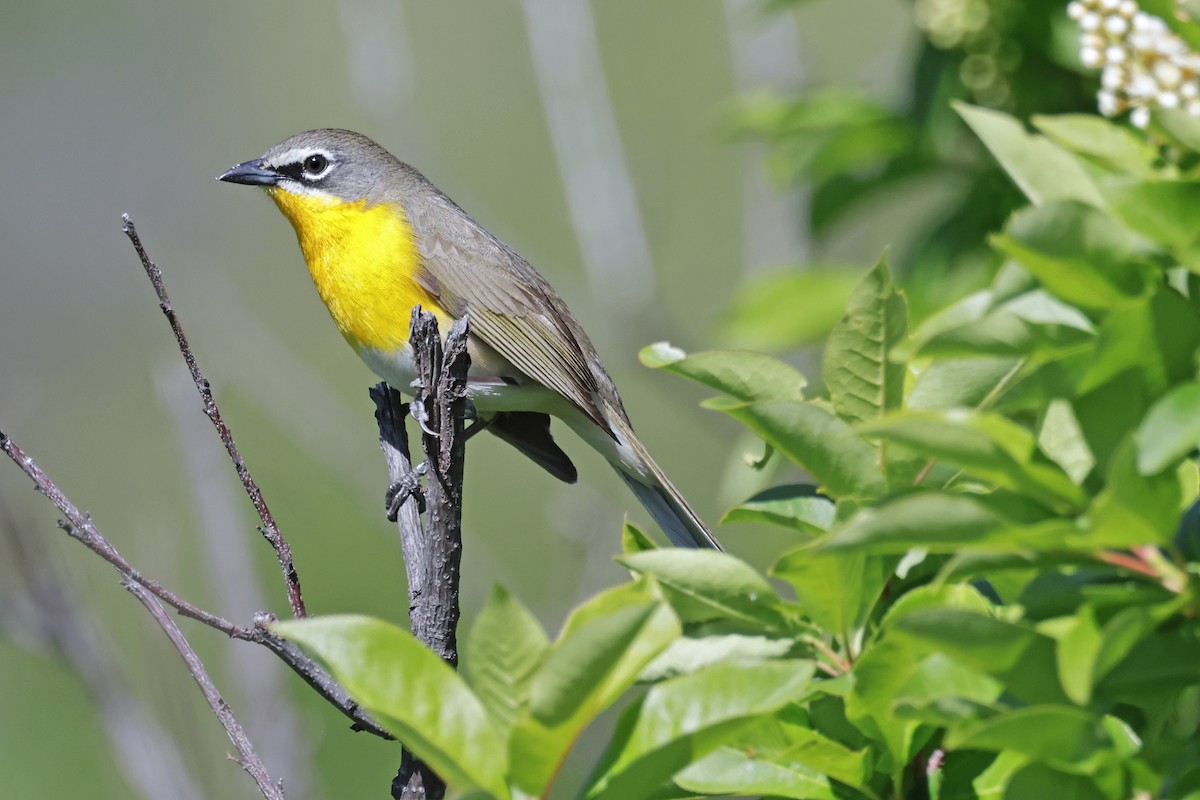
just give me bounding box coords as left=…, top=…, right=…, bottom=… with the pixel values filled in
left=358, top=342, right=563, bottom=414
left=360, top=342, right=648, bottom=479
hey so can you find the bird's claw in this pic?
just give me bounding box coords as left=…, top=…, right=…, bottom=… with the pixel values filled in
left=410, top=394, right=478, bottom=437
left=409, top=395, right=439, bottom=437
left=385, top=470, right=426, bottom=521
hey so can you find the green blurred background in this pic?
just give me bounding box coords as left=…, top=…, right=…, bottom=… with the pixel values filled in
left=0, top=0, right=1003, bottom=796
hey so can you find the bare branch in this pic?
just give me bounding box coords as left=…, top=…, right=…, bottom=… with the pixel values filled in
left=0, top=429, right=393, bottom=741
left=411, top=311, right=469, bottom=668
left=372, top=309, right=470, bottom=800
left=158, top=364, right=310, bottom=788
left=0, top=507, right=205, bottom=800
left=123, top=580, right=286, bottom=800
left=121, top=214, right=306, bottom=619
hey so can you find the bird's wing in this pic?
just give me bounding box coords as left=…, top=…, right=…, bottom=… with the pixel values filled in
left=415, top=212, right=613, bottom=434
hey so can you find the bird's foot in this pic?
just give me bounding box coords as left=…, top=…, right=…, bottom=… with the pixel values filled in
left=463, top=418, right=492, bottom=441
left=462, top=401, right=493, bottom=442
left=385, top=463, right=428, bottom=521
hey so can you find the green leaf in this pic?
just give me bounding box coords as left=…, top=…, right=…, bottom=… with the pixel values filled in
left=508, top=579, right=680, bottom=795
left=881, top=583, right=998, bottom=629
left=639, top=342, right=807, bottom=402
left=1080, top=288, right=1200, bottom=398
left=1001, top=763, right=1109, bottom=800
left=1103, top=180, right=1200, bottom=254
left=717, top=267, right=862, bottom=350
left=956, top=103, right=1105, bottom=208
left=824, top=256, right=908, bottom=426
left=844, top=638, right=927, bottom=768
left=893, top=609, right=1066, bottom=704
left=946, top=706, right=1115, bottom=772
left=720, top=483, right=836, bottom=534
left=1086, top=438, right=1183, bottom=548
left=622, top=521, right=658, bottom=555
left=1097, top=630, right=1200, bottom=700
left=900, top=287, right=1094, bottom=361
left=585, top=661, right=816, bottom=800
left=1091, top=607, right=1160, bottom=688
left=818, top=492, right=1063, bottom=555
left=621, top=550, right=787, bottom=630
left=1055, top=605, right=1104, bottom=706
left=860, top=410, right=1087, bottom=512
left=640, top=633, right=799, bottom=682
left=891, top=653, right=1005, bottom=726
left=1156, top=107, right=1200, bottom=151
left=1038, top=399, right=1095, bottom=485
left=1072, top=374, right=1151, bottom=478
left=1136, top=381, right=1200, bottom=475
left=675, top=710, right=872, bottom=798
left=464, top=586, right=549, bottom=732
left=992, top=202, right=1155, bottom=310
left=866, top=595, right=1006, bottom=731
left=896, top=289, right=994, bottom=360
left=908, top=357, right=1024, bottom=411
left=972, top=750, right=1028, bottom=800
left=1032, top=114, right=1164, bottom=179
left=772, top=546, right=887, bottom=639
left=675, top=746, right=848, bottom=800
left=708, top=396, right=885, bottom=499
left=273, top=615, right=508, bottom=798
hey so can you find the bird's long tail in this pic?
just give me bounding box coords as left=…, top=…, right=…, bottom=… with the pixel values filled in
left=562, top=401, right=722, bottom=549
left=617, top=469, right=722, bottom=549
left=615, top=435, right=723, bottom=550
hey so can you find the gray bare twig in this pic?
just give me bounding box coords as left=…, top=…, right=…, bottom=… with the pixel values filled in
left=123, top=580, right=285, bottom=800
left=0, top=429, right=393, bottom=742
left=121, top=214, right=306, bottom=619
left=0, top=508, right=205, bottom=800
left=158, top=365, right=311, bottom=792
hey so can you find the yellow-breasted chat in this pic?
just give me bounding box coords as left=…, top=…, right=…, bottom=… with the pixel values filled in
left=219, top=129, right=720, bottom=549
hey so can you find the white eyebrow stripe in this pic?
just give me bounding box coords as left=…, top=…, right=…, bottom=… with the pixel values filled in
left=267, top=146, right=328, bottom=167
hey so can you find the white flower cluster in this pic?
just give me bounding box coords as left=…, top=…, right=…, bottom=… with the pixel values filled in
left=1068, top=0, right=1200, bottom=127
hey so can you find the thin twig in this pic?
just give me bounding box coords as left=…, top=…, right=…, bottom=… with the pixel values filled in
left=157, top=364, right=310, bottom=787
left=0, top=508, right=205, bottom=800
left=0, top=429, right=393, bottom=741
left=1095, top=549, right=1158, bottom=577
left=123, top=580, right=286, bottom=800
left=121, top=214, right=306, bottom=618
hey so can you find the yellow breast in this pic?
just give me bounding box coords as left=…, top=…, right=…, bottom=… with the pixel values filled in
left=267, top=188, right=444, bottom=353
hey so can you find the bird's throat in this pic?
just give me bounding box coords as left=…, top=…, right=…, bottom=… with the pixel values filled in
left=267, top=189, right=437, bottom=354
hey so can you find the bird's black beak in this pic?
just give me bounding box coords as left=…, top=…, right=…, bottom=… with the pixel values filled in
left=217, top=159, right=280, bottom=186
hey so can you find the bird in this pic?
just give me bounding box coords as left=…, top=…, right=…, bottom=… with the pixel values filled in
left=218, top=129, right=720, bottom=549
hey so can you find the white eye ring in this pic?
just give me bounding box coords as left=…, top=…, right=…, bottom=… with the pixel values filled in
left=302, top=152, right=332, bottom=179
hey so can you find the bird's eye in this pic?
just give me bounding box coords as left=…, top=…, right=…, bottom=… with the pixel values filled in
left=303, top=154, right=328, bottom=176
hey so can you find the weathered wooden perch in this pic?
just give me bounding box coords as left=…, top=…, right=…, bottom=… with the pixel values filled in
left=371, top=308, right=471, bottom=800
